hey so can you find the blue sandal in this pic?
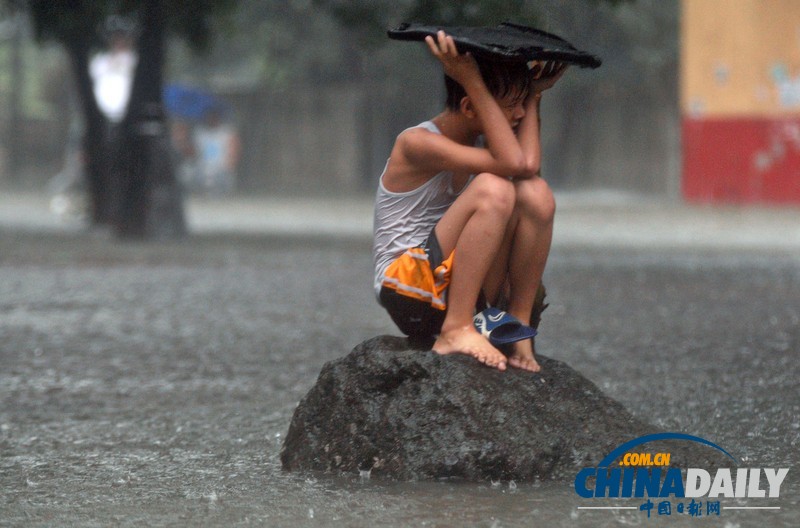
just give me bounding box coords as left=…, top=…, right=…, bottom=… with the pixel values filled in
left=473, top=307, right=537, bottom=347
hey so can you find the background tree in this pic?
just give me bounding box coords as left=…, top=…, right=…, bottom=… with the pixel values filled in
left=24, top=0, right=235, bottom=238
left=2, top=0, right=678, bottom=206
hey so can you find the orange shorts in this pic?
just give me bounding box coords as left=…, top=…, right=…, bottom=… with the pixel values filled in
left=379, top=229, right=453, bottom=337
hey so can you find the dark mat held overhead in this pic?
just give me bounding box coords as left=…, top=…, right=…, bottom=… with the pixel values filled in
left=388, top=22, right=602, bottom=69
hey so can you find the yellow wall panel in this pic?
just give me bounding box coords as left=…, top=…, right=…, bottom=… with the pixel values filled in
left=681, top=0, right=800, bottom=117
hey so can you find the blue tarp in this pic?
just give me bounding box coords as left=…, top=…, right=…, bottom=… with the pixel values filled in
left=163, top=84, right=229, bottom=121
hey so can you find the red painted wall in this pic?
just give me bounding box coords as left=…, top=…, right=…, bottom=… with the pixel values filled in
left=682, top=117, right=800, bottom=204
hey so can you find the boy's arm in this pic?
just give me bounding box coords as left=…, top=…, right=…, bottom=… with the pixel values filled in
left=514, top=92, right=542, bottom=180
left=402, top=32, right=526, bottom=178
left=514, top=61, right=568, bottom=180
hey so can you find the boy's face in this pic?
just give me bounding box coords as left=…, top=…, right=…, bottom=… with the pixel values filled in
left=495, top=89, right=527, bottom=132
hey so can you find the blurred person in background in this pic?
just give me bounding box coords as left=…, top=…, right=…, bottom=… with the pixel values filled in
left=192, top=105, right=241, bottom=196
left=49, top=16, right=137, bottom=219
left=90, top=17, right=137, bottom=124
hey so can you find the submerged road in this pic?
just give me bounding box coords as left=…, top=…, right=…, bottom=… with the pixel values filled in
left=0, top=192, right=798, bottom=526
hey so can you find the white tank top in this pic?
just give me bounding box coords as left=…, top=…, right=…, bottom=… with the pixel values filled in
left=372, top=121, right=465, bottom=296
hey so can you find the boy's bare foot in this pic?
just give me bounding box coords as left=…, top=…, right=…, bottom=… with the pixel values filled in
left=433, top=326, right=507, bottom=371
left=507, top=339, right=541, bottom=372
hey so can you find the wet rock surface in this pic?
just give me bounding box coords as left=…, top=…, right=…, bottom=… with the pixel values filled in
left=281, top=336, right=729, bottom=481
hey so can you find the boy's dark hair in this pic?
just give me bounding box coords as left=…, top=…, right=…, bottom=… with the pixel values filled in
left=445, top=57, right=530, bottom=110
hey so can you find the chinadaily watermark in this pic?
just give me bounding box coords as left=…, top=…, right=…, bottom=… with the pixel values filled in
left=574, top=432, right=790, bottom=519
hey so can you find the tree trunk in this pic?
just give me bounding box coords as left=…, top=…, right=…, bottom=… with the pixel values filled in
left=66, top=39, right=116, bottom=227
left=116, top=0, right=186, bottom=239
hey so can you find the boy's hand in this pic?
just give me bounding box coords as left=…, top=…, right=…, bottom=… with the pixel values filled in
left=425, top=30, right=481, bottom=86
left=529, top=61, right=568, bottom=94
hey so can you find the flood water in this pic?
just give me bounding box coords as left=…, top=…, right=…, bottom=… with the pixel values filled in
left=1, top=231, right=798, bottom=527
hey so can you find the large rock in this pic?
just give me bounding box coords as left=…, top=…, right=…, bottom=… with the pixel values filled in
left=281, top=336, right=727, bottom=481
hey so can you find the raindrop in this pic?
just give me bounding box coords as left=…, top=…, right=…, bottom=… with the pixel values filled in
left=308, top=508, right=314, bottom=519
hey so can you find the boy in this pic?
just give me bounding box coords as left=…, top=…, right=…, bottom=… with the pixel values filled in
left=373, top=31, right=566, bottom=372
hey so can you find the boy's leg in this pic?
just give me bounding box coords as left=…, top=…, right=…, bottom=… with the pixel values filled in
left=503, top=177, right=556, bottom=372
left=432, top=173, right=516, bottom=370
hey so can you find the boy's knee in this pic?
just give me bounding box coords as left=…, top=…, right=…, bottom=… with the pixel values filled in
left=515, top=178, right=555, bottom=224
left=473, top=173, right=515, bottom=216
